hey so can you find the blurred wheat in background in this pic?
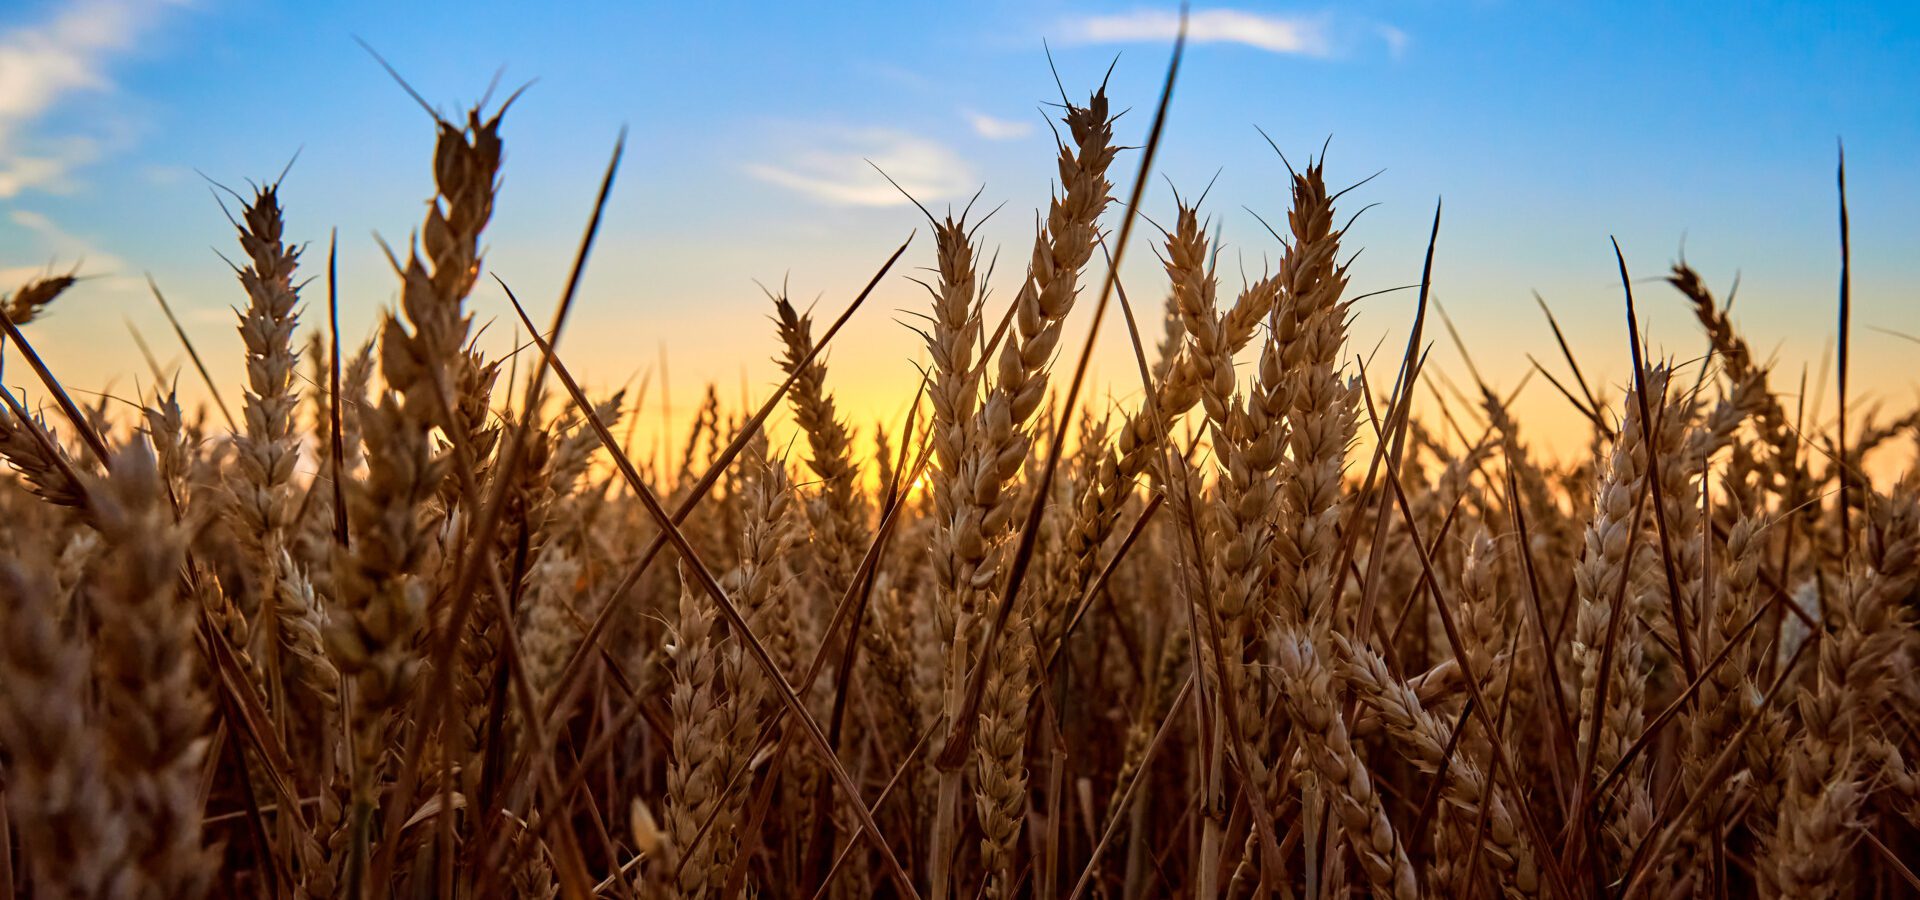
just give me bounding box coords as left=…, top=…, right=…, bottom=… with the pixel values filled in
left=0, top=29, right=1917, bottom=900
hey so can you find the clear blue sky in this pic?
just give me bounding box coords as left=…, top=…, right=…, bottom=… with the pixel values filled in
left=3, top=0, right=1916, bottom=456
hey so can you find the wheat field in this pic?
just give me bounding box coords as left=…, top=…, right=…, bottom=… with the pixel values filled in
left=0, top=42, right=1917, bottom=900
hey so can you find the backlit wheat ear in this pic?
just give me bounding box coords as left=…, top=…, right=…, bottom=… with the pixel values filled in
left=1270, top=158, right=1355, bottom=630
left=1572, top=369, right=1664, bottom=771
left=1768, top=491, right=1920, bottom=896
left=516, top=545, right=581, bottom=706
left=0, top=396, right=90, bottom=511
left=1338, top=634, right=1539, bottom=897
left=955, top=86, right=1120, bottom=900
left=1669, top=263, right=1809, bottom=531
left=1274, top=630, right=1418, bottom=900
left=1157, top=190, right=1296, bottom=899
left=81, top=442, right=218, bottom=898
left=225, top=183, right=340, bottom=785
left=0, top=552, right=124, bottom=898
left=918, top=200, right=992, bottom=900
left=383, top=103, right=505, bottom=471
left=228, top=182, right=304, bottom=545
left=773, top=293, right=869, bottom=599
left=2, top=270, right=77, bottom=325
left=323, top=389, right=443, bottom=882
left=1672, top=511, right=1770, bottom=865
left=663, top=563, right=736, bottom=897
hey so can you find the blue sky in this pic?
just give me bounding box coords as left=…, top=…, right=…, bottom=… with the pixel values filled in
left=2, top=0, right=1916, bottom=457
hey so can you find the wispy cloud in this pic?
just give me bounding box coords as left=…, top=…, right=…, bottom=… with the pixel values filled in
left=747, top=127, right=977, bottom=207
left=10, top=208, right=130, bottom=269
left=965, top=110, right=1034, bottom=141
left=1064, top=8, right=1330, bottom=56
left=0, top=0, right=184, bottom=198
left=1377, top=24, right=1410, bottom=59
left=3, top=207, right=138, bottom=292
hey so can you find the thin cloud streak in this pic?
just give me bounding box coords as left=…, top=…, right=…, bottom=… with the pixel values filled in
left=965, top=110, right=1034, bottom=141
left=1062, top=8, right=1333, bottom=57
left=2, top=207, right=141, bottom=296
left=9, top=208, right=131, bottom=274
left=1377, top=24, right=1411, bottom=59
left=747, top=127, right=977, bottom=207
